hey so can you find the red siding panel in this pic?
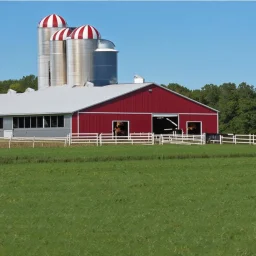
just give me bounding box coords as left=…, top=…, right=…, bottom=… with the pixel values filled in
left=77, top=113, right=151, bottom=133
left=179, top=114, right=218, bottom=134
left=83, top=85, right=217, bottom=114
left=72, top=112, right=78, bottom=133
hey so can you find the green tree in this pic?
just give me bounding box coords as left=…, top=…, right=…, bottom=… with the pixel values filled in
left=9, top=83, right=23, bottom=93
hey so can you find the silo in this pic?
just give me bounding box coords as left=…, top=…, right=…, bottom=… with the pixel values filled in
left=50, top=28, right=75, bottom=86
left=67, top=25, right=100, bottom=86
left=38, top=14, right=67, bottom=90
left=93, top=39, right=118, bottom=86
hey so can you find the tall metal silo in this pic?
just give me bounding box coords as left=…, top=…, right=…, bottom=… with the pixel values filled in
left=93, top=39, right=118, bottom=86
left=67, top=25, right=100, bottom=86
left=50, top=27, right=75, bottom=86
left=38, top=14, right=67, bottom=90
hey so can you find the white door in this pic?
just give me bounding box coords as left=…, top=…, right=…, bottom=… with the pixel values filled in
left=4, top=130, right=13, bottom=138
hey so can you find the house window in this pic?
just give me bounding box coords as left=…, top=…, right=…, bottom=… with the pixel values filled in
left=0, top=118, right=3, bottom=129
left=12, top=115, right=65, bottom=129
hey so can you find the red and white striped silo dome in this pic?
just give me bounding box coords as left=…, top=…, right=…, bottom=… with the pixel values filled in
left=38, top=14, right=67, bottom=28
left=70, top=25, right=100, bottom=39
left=50, top=28, right=74, bottom=41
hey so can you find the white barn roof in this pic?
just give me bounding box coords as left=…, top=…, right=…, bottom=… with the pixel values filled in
left=0, top=83, right=152, bottom=116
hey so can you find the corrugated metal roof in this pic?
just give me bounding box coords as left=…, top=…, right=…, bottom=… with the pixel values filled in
left=0, top=83, right=152, bottom=116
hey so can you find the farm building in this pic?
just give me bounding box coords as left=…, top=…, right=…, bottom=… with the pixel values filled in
left=0, top=13, right=219, bottom=138
left=0, top=81, right=218, bottom=138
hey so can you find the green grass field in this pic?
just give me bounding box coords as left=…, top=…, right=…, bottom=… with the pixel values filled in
left=1, top=144, right=256, bottom=255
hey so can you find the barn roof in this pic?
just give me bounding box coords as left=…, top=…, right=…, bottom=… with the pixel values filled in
left=0, top=83, right=218, bottom=116
left=0, top=83, right=151, bottom=116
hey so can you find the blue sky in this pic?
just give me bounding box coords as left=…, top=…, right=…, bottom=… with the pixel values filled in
left=0, top=1, right=256, bottom=89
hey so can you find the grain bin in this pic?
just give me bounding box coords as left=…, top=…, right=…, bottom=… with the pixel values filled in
left=38, top=14, right=67, bottom=90
left=93, top=39, right=118, bottom=86
left=66, top=25, right=100, bottom=86
left=50, top=28, right=75, bottom=86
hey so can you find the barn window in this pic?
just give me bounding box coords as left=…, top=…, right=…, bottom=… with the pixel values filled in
left=13, top=117, right=18, bottom=128
left=12, top=115, right=64, bottom=129
left=25, top=117, right=31, bottom=128
left=58, top=116, right=64, bottom=127
left=187, top=122, right=202, bottom=135
left=37, top=117, right=43, bottom=128
left=51, top=116, right=58, bottom=127
left=18, top=117, right=24, bottom=128
left=112, top=121, right=129, bottom=136
left=44, top=116, right=51, bottom=128
left=0, top=118, right=3, bottom=129
left=31, top=117, right=37, bottom=128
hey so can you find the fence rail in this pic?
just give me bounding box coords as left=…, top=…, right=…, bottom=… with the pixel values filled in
left=220, top=134, right=256, bottom=145
left=1, top=133, right=256, bottom=148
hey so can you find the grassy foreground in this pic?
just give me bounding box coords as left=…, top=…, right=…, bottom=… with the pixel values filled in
left=1, top=145, right=256, bottom=256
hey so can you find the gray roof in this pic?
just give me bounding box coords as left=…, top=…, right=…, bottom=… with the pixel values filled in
left=0, top=82, right=218, bottom=116
left=0, top=83, right=152, bottom=116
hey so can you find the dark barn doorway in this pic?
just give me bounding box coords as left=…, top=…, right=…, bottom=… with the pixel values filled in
left=187, top=122, right=201, bottom=135
left=153, top=116, right=180, bottom=134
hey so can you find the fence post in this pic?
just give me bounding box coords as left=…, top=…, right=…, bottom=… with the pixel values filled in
left=68, top=133, right=71, bottom=146
left=253, top=134, right=255, bottom=145
left=96, top=134, right=99, bottom=146
left=33, top=136, right=35, bottom=148
left=9, top=136, right=12, bottom=149
left=152, top=133, right=154, bottom=145
left=220, top=135, right=222, bottom=144
left=234, top=135, right=237, bottom=145
left=64, top=136, right=67, bottom=147
left=99, top=133, right=102, bottom=146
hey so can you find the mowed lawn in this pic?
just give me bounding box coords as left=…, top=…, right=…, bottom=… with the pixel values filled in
left=1, top=145, right=256, bottom=256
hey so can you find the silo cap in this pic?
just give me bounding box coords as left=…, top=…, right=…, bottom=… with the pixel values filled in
left=50, top=28, right=75, bottom=41
left=70, top=25, right=100, bottom=39
left=38, top=14, right=67, bottom=28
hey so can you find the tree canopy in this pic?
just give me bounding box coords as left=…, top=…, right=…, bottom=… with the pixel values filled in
left=0, top=75, right=255, bottom=134
left=165, top=82, right=256, bottom=134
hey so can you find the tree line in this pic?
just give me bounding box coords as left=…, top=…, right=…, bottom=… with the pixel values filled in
left=0, top=75, right=255, bottom=134
left=162, top=82, right=256, bottom=134
left=0, top=75, right=38, bottom=94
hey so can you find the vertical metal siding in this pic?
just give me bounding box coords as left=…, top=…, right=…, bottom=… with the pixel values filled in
left=179, top=114, right=218, bottom=134
left=84, top=85, right=217, bottom=114
left=78, top=113, right=151, bottom=134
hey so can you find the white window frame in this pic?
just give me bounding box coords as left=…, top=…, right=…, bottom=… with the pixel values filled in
left=112, top=120, right=130, bottom=136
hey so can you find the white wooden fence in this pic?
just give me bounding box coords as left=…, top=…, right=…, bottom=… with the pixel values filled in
left=1, top=133, right=256, bottom=148
left=219, top=134, right=256, bottom=145
left=0, top=136, right=68, bottom=149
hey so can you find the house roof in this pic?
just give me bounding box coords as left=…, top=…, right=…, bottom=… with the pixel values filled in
left=0, top=83, right=218, bottom=116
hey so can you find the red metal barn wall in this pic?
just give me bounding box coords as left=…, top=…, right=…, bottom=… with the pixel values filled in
left=72, top=84, right=218, bottom=134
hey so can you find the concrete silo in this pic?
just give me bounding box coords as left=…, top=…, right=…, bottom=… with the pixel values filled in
left=67, top=25, right=100, bottom=86
left=50, top=28, right=75, bottom=86
left=38, top=14, right=67, bottom=90
left=93, top=39, right=118, bottom=86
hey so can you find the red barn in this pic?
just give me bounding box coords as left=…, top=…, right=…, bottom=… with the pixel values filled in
left=72, top=83, right=218, bottom=136
left=0, top=82, right=218, bottom=138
